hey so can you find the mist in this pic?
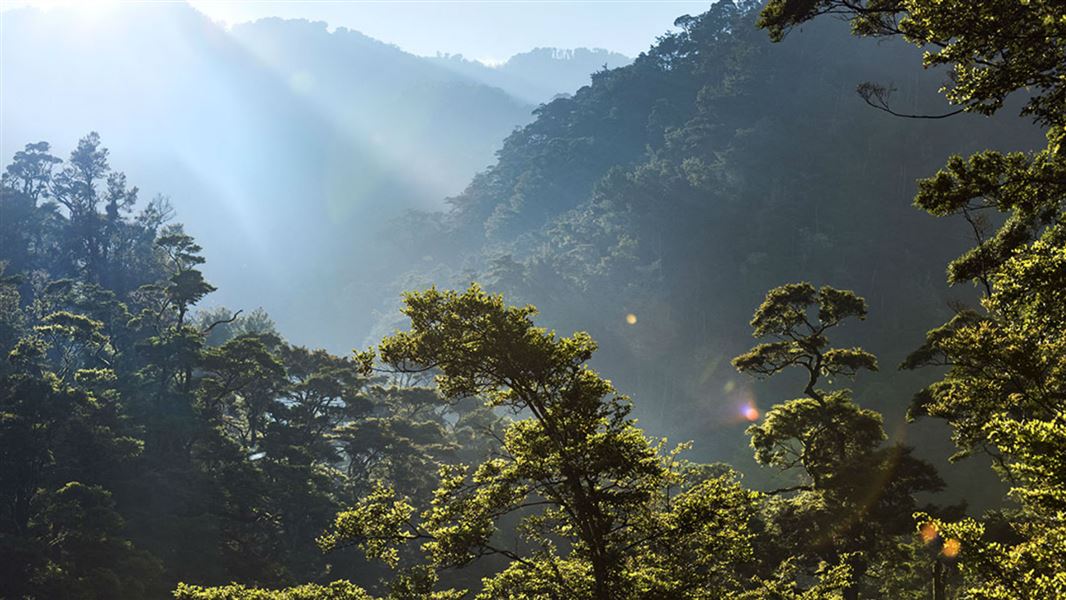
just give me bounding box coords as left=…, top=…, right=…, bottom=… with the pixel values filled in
left=2, top=1, right=1061, bottom=598
left=1, top=2, right=620, bottom=351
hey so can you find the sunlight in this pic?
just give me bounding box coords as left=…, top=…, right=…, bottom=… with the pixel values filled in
left=223, top=22, right=484, bottom=223
left=10, top=0, right=119, bottom=15
left=4, top=0, right=122, bottom=33
left=2, top=0, right=1057, bottom=596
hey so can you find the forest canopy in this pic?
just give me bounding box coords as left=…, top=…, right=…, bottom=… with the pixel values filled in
left=1, top=0, right=1063, bottom=599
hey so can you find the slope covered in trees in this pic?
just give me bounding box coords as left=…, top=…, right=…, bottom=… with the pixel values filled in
left=0, top=2, right=534, bottom=353
left=430, top=48, right=633, bottom=104
left=0, top=135, right=501, bottom=597
left=2, top=0, right=1064, bottom=598
left=376, top=0, right=1043, bottom=487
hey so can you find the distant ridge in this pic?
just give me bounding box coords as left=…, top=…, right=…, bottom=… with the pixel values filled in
left=431, top=47, right=632, bottom=104
left=0, top=2, right=538, bottom=349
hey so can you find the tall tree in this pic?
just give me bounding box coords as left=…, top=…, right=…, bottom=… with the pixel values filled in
left=0, top=142, right=62, bottom=276
left=755, top=1, right=1066, bottom=597
left=319, top=285, right=763, bottom=599
left=0, top=280, right=160, bottom=598
left=733, top=283, right=942, bottom=599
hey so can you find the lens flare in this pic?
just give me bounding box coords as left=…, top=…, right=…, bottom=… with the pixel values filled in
left=942, top=538, right=961, bottom=558
left=743, top=404, right=760, bottom=421
left=919, top=521, right=939, bottom=544
left=625, top=313, right=638, bottom=325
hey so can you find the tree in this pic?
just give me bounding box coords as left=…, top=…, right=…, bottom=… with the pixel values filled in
left=0, top=142, right=62, bottom=275
left=0, top=290, right=158, bottom=598
left=329, top=384, right=460, bottom=502
left=733, top=283, right=942, bottom=599
left=27, top=482, right=162, bottom=600
left=900, top=223, right=1066, bottom=598
left=194, top=307, right=278, bottom=347
left=318, top=285, right=762, bottom=599
left=752, top=1, right=1066, bottom=597
left=756, top=0, right=1064, bottom=127
left=49, top=133, right=143, bottom=288
left=199, top=335, right=287, bottom=449
left=2, top=134, right=514, bottom=594
left=174, top=580, right=377, bottom=600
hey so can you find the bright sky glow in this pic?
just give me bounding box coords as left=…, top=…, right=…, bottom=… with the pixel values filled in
left=2, top=0, right=122, bottom=23
left=2, top=0, right=712, bottom=64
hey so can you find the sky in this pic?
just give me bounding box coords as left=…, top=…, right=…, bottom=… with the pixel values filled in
left=1, top=1, right=712, bottom=64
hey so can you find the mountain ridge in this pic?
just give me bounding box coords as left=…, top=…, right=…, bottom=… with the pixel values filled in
left=430, top=46, right=632, bottom=103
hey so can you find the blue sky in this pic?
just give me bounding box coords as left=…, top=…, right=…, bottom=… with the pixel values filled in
left=3, top=1, right=712, bottom=64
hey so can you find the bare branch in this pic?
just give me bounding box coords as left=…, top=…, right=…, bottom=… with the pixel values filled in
left=202, top=309, right=243, bottom=335
left=857, top=82, right=965, bottom=120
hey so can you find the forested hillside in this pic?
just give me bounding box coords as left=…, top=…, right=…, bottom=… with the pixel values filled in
left=0, top=132, right=508, bottom=596
left=375, top=1, right=1042, bottom=482
left=0, top=2, right=534, bottom=352
left=2, top=0, right=1063, bottom=598
left=431, top=48, right=632, bottom=104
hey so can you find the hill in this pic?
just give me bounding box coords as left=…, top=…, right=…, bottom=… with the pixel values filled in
left=0, top=2, right=533, bottom=348
left=430, top=47, right=632, bottom=104
left=380, top=1, right=1045, bottom=499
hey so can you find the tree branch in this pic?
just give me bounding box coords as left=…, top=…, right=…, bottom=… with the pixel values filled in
left=857, top=82, right=966, bottom=120
left=201, top=309, right=243, bottom=334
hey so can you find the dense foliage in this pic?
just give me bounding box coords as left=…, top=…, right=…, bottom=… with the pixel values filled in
left=758, top=0, right=1066, bottom=597
left=0, top=135, right=497, bottom=596
left=1, top=0, right=1063, bottom=598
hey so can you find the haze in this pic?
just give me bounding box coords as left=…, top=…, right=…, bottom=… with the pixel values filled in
left=3, top=0, right=700, bottom=63
left=1, top=1, right=1061, bottom=598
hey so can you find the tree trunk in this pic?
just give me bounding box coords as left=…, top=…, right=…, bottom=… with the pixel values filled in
left=591, top=555, right=611, bottom=600
left=842, top=552, right=865, bottom=600
left=932, top=559, right=946, bottom=600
